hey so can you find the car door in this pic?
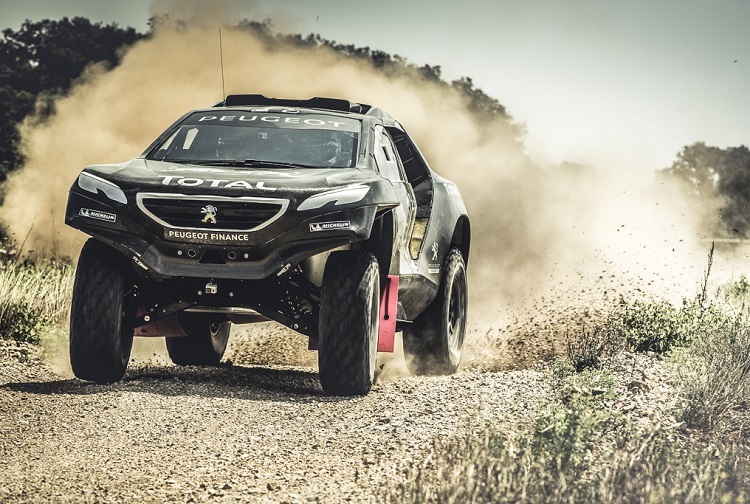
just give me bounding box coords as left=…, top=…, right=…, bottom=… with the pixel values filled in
left=373, top=126, right=417, bottom=274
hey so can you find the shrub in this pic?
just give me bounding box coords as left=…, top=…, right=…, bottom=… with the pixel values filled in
left=564, top=322, right=621, bottom=372
left=616, top=298, right=695, bottom=353
left=0, top=299, right=50, bottom=342
left=723, top=275, right=750, bottom=303
left=719, top=275, right=750, bottom=315
left=673, top=314, right=750, bottom=429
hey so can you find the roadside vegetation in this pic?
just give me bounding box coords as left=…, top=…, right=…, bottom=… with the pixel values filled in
left=385, top=247, right=750, bottom=503
left=0, top=237, right=73, bottom=346
left=387, top=369, right=745, bottom=503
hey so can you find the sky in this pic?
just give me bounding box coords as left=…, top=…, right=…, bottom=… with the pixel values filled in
left=1, top=0, right=748, bottom=177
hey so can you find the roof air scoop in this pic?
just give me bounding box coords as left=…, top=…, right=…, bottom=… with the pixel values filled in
left=221, top=94, right=369, bottom=113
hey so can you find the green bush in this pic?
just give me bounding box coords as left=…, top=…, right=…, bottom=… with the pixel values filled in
left=723, top=275, right=750, bottom=302
left=719, top=275, right=750, bottom=316
left=0, top=299, right=51, bottom=342
left=617, top=298, right=696, bottom=353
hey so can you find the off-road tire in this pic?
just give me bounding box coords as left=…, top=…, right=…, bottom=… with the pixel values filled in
left=165, top=313, right=230, bottom=366
left=318, top=251, right=380, bottom=395
left=403, top=248, right=467, bottom=375
left=69, top=238, right=135, bottom=383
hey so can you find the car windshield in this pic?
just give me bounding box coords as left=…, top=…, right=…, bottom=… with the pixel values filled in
left=148, top=110, right=360, bottom=168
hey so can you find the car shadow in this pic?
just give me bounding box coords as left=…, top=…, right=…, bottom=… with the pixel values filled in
left=1, top=362, right=360, bottom=403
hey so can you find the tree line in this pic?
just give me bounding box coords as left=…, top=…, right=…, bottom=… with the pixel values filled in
left=659, top=142, right=750, bottom=237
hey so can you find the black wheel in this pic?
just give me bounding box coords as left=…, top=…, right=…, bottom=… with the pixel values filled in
left=69, top=238, right=135, bottom=383
left=318, top=251, right=380, bottom=396
left=403, top=248, right=467, bottom=375
left=165, top=313, right=230, bottom=366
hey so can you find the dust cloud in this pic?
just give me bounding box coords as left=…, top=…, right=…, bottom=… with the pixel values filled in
left=0, top=3, right=732, bottom=370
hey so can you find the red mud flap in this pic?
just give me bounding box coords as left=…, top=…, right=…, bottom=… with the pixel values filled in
left=308, top=275, right=399, bottom=352
left=377, top=275, right=398, bottom=352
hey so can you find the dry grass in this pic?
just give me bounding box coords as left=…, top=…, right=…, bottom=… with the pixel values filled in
left=564, top=321, right=621, bottom=372
left=673, top=315, right=750, bottom=430
left=0, top=259, right=73, bottom=343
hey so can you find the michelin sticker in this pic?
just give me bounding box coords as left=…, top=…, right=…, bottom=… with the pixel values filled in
left=277, top=263, right=292, bottom=277
left=428, top=264, right=441, bottom=274
left=309, top=221, right=351, bottom=232
left=132, top=255, right=148, bottom=271
left=79, top=208, right=116, bottom=223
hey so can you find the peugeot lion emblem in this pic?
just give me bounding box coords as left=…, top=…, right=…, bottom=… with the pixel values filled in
left=201, top=204, right=218, bottom=224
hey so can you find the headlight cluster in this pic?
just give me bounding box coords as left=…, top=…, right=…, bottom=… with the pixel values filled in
left=77, top=172, right=127, bottom=204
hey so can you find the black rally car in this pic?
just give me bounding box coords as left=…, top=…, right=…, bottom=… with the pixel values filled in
left=65, top=95, right=470, bottom=395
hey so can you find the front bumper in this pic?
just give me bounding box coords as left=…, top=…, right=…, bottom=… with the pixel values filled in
left=65, top=189, right=377, bottom=280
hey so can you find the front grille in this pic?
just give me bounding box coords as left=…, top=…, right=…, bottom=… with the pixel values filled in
left=137, top=193, right=287, bottom=231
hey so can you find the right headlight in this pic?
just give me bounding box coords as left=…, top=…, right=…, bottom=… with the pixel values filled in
left=77, top=172, right=127, bottom=204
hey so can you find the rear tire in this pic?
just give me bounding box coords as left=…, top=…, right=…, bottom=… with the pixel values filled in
left=318, top=251, right=380, bottom=396
left=70, top=239, right=135, bottom=383
left=403, top=248, right=467, bottom=375
left=165, top=313, right=230, bottom=366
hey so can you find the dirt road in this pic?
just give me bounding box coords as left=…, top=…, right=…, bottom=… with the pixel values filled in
left=0, top=329, right=548, bottom=503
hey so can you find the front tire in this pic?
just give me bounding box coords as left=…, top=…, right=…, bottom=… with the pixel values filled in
left=318, top=251, right=380, bottom=396
left=70, top=239, right=135, bottom=383
left=403, top=248, right=467, bottom=375
left=165, top=313, right=230, bottom=366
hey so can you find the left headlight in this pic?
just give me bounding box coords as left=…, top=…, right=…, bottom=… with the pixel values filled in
left=297, top=184, right=370, bottom=211
left=77, top=172, right=127, bottom=204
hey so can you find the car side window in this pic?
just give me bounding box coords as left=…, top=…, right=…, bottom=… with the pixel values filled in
left=374, top=127, right=405, bottom=183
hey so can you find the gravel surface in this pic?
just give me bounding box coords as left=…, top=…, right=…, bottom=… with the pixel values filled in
left=2, top=319, right=722, bottom=503
left=0, top=329, right=550, bottom=503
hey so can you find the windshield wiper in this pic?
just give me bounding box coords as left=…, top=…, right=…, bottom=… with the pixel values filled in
left=165, top=159, right=318, bottom=169
left=189, top=160, right=243, bottom=166
left=158, top=159, right=236, bottom=166
left=242, top=159, right=317, bottom=169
